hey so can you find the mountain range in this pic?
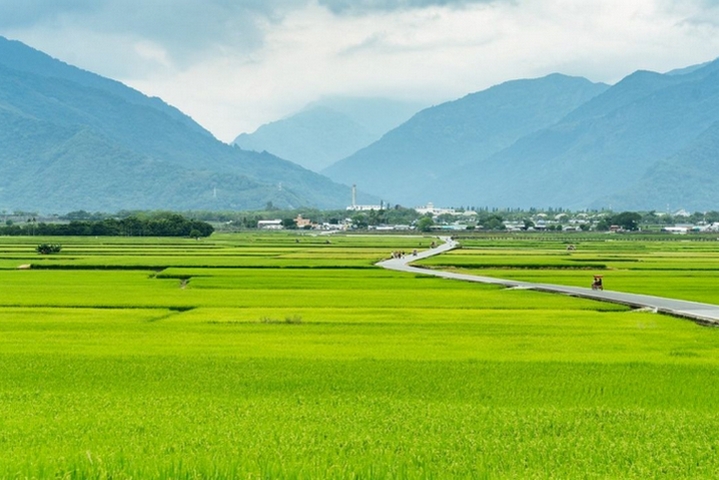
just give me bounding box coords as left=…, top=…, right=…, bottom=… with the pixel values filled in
left=0, top=36, right=364, bottom=213
left=323, top=74, right=610, bottom=205
left=323, top=59, right=719, bottom=211
left=233, top=96, right=424, bottom=172
left=4, top=33, right=719, bottom=213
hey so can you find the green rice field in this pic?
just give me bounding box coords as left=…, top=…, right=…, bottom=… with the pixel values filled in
left=417, top=235, right=719, bottom=304
left=3, top=232, right=719, bottom=478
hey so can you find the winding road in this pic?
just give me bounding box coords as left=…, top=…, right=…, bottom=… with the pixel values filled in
left=377, top=236, right=719, bottom=326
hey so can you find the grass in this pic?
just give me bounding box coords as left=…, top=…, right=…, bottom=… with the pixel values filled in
left=4, top=356, right=719, bottom=478
left=2, top=232, right=719, bottom=478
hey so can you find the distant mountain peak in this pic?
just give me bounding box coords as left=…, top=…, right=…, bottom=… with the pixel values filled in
left=233, top=96, right=425, bottom=172
left=323, top=73, right=609, bottom=204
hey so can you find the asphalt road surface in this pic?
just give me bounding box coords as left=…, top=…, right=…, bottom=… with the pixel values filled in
left=377, top=236, right=719, bottom=326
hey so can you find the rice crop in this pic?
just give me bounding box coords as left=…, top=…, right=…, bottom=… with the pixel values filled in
left=418, top=235, right=719, bottom=303
left=2, top=232, right=719, bottom=478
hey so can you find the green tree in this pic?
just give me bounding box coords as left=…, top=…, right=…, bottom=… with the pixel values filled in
left=612, top=212, right=642, bottom=231
left=281, top=218, right=297, bottom=229
left=595, top=217, right=611, bottom=231
left=351, top=214, right=369, bottom=229
left=36, top=244, right=62, bottom=254
left=435, top=213, right=456, bottom=224
left=417, top=216, right=434, bottom=232
left=481, top=214, right=505, bottom=231
left=705, top=211, right=719, bottom=223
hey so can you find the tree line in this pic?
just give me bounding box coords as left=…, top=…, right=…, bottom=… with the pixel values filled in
left=0, top=214, right=214, bottom=237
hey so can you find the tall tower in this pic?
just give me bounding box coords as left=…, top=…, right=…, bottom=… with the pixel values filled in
left=352, top=184, right=357, bottom=208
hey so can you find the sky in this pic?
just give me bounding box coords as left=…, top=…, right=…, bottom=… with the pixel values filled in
left=1, top=0, right=719, bottom=142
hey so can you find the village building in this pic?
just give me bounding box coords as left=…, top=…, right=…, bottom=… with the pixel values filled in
left=294, top=214, right=312, bottom=229
left=258, top=219, right=283, bottom=230
left=415, top=202, right=456, bottom=216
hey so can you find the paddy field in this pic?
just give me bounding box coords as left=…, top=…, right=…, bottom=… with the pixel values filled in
left=2, top=232, right=719, bottom=478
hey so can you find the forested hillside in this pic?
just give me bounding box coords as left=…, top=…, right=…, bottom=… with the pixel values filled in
left=429, top=59, right=719, bottom=209
left=324, top=59, right=719, bottom=211
left=323, top=74, right=609, bottom=204
left=0, top=36, right=357, bottom=213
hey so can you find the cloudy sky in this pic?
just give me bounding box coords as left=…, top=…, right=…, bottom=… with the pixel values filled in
left=1, top=0, right=719, bottom=142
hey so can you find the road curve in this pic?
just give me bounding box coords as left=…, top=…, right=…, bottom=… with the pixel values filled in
left=377, top=236, right=719, bottom=326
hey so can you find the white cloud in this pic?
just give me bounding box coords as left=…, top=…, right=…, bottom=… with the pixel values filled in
left=1, top=0, right=719, bottom=142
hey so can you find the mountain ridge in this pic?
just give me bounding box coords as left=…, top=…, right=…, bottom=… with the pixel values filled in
left=0, top=36, right=362, bottom=213
left=323, top=74, right=609, bottom=204
left=5, top=34, right=718, bottom=213
left=427, top=58, right=719, bottom=209
left=234, top=106, right=377, bottom=172
left=233, top=97, right=423, bottom=172
left=0, top=36, right=209, bottom=137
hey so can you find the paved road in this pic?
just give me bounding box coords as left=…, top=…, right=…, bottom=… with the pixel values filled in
left=377, top=236, right=719, bottom=326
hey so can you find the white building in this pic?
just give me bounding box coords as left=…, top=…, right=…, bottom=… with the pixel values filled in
left=662, top=226, right=689, bottom=234
left=347, top=204, right=384, bottom=212
left=258, top=219, right=283, bottom=230
left=415, top=202, right=461, bottom=216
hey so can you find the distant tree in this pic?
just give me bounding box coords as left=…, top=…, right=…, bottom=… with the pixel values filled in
left=612, top=211, right=642, bottom=231
left=706, top=211, right=719, bottom=223
left=281, top=218, right=297, bottom=229
left=689, top=212, right=706, bottom=224
left=595, top=217, right=611, bottom=231
left=481, top=214, right=505, bottom=231
left=0, top=214, right=213, bottom=237
left=642, top=211, right=659, bottom=223
left=36, top=244, right=62, bottom=254
left=383, top=207, right=420, bottom=225
left=351, top=214, right=369, bottom=229
left=417, top=216, right=434, bottom=232
left=367, top=208, right=385, bottom=226
left=436, top=213, right=455, bottom=224
left=241, top=215, right=261, bottom=229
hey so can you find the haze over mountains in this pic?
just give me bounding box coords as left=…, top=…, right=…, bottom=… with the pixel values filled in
left=233, top=97, right=424, bottom=172
left=432, top=60, right=719, bottom=211
left=3, top=34, right=719, bottom=214
left=0, top=36, right=364, bottom=213
left=324, top=74, right=610, bottom=205
left=323, top=59, right=719, bottom=211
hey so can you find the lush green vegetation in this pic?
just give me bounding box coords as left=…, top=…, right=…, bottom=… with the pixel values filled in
left=0, top=36, right=352, bottom=214
left=35, top=243, right=62, bottom=254
left=417, top=233, right=719, bottom=304
left=2, top=232, right=719, bottom=478
left=0, top=213, right=213, bottom=237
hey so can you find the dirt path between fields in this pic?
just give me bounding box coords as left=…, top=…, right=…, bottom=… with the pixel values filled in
left=376, top=236, right=719, bottom=326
